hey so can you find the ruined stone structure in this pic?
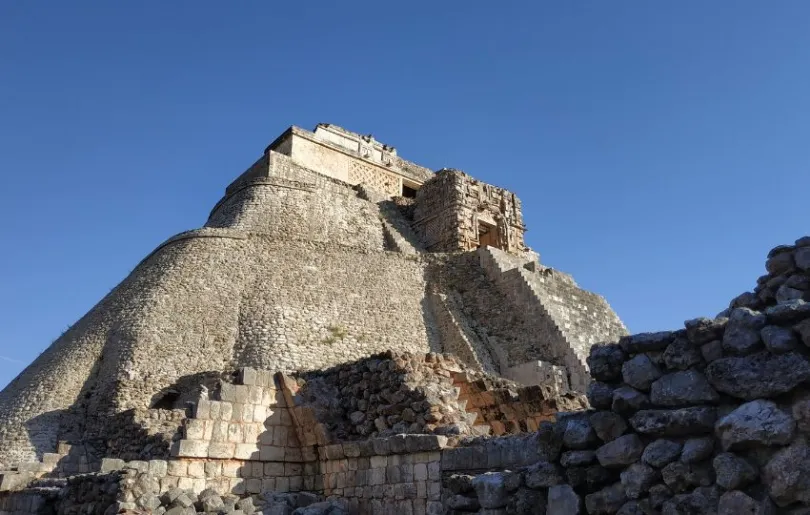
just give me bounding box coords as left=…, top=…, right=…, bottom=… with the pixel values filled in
left=0, top=123, right=636, bottom=514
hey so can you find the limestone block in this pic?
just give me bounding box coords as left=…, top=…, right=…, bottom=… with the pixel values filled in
left=204, top=461, right=221, bottom=478
left=175, top=440, right=209, bottom=458
left=220, top=384, right=250, bottom=404
left=195, top=399, right=211, bottom=420
left=260, top=445, right=285, bottom=461
left=208, top=442, right=236, bottom=459
left=148, top=460, right=168, bottom=477
left=184, top=420, right=206, bottom=440
left=227, top=423, right=243, bottom=443
left=167, top=460, right=187, bottom=477
left=187, top=461, right=204, bottom=478
left=100, top=458, right=126, bottom=473
left=235, top=443, right=260, bottom=460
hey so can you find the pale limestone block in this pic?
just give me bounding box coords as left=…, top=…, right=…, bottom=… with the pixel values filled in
left=148, top=460, right=168, bottom=477
left=192, top=478, right=206, bottom=493
left=208, top=442, right=235, bottom=459
left=160, top=477, right=179, bottom=491
left=262, top=388, right=277, bottom=406
left=204, top=461, right=221, bottom=478
left=184, top=420, right=206, bottom=440
left=241, top=404, right=254, bottom=423
left=240, top=367, right=259, bottom=386
left=427, top=461, right=440, bottom=481
left=253, top=405, right=267, bottom=423
left=243, top=423, right=261, bottom=444
left=187, top=461, right=204, bottom=478
left=211, top=421, right=228, bottom=442
left=209, top=401, right=221, bottom=420
left=203, top=421, right=213, bottom=441
left=222, top=461, right=241, bottom=478
left=276, top=477, right=289, bottom=493
left=230, top=403, right=244, bottom=422
left=220, top=402, right=233, bottom=421
left=262, top=478, right=275, bottom=492
left=370, top=456, right=387, bottom=468
left=250, top=462, right=263, bottom=478
left=220, top=384, right=249, bottom=404
left=246, top=478, right=262, bottom=494
left=234, top=443, right=260, bottom=460
left=227, top=423, right=243, bottom=443
left=176, top=440, right=209, bottom=458
left=177, top=477, right=194, bottom=490
left=285, top=463, right=302, bottom=476
left=195, top=400, right=211, bottom=420
left=414, top=463, right=427, bottom=481
left=247, top=386, right=264, bottom=404
left=167, top=460, right=187, bottom=477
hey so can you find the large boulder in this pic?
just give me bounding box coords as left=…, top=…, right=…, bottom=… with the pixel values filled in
left=622, top=354, right=662, bottom=391
left=713, top=452, right=758, bottom=490
left=588, top=344, right=627, bottom=382
left=629, top=407, right=717, bottom=437
left=589, top=411, right=628, bottom=443
left=642, top=439, right=682, bottom=468
left=649, top=370, right=719, bottom=406
left=620, top=463, right=659, bottom=499
left=715, top=399, right=795, bottom=451
left=595, top=434, right=644, bottom=468
left=762, top=438, right=810, bottom=507
left=620, top=332, right=675, bottom=353
left=680, top=437, right=714, bottom=464
left=471, top=471, right=521, bottom=509
left=685, top=317, right=727, bottom=345
left=705, top=351, right=810, bottom=400
left=722, top=308, right=767, bottom=355
left=663, top=337, right=703, bottom=370
left=585, top=483, right=627, bottom=515
left=547, top=485, right=581, bottom=515
left=759, top=325, right=798, bottom=353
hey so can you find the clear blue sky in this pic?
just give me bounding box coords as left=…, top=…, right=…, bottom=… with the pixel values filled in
left=1, top=2, right=809, bottom=388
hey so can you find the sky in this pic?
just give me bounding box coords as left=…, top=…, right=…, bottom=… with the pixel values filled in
left=1, top=2, right=809, bottom=389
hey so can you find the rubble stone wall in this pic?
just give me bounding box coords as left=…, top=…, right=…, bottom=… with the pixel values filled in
left=441, top=237, right=810, bottom=514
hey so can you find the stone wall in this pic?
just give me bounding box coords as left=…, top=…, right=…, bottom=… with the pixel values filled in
left=412, top=170, right=528, bottom=254
left=439, top=236, right=810, bottom=514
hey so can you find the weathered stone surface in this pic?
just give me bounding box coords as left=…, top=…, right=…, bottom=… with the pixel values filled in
left=762, top=438, right=810, bottom=507
left=760, top=325, right=798, bottom=353
left=642, top=439, right=683, bottom=468
left=622, top=354, right=662, bottom=392
left=629, top=407, right=717, bottom=437
left=524, top=460, right=562, bottom=488
left=661, top=462, right=715, bottom=493
left=765, top=299, right=810, bottom=324
left=793, top=392, right=810, bottom=432
left=766, top=251, right=795, bottom=275
left=565, top=464, right=613, bottom=491
left=713, top=452, right=757, bottom=490
left=620, top=332, right=675, bottom=353
left=715, top=400, right=795, bottom=450
left=616, top=501, right=647, bottom=515
left=446, top=474, right=475, bottom=494
left=650, top=370, right=719, bottom=407
left=680, top=437, right=714, bottom=464
left=585, top=483, right=627, bottom=515
left=663, top=338, right=703, bottom=370
left=588, top=344, right=627, bottom=382
left=717, top=490, right=769, bottom=515
left=662, top=486, right=721, bottom=515
left=612, top=387, right=650, bottom=415
left=562, top=416, right=598, bottom=450
left=722, top=308, right=767, bottom=355
left=706, top=352, right=810, bottom=400
left=796, top=247, right=810, bottom=270
left=560, top=451, right=596, bottom=468
left=472, top=471, right=521, bottom=509
left=446, top=494, right=480, bottom=511
left=685, top=318, right=727, bottom=345
left=589, top=411, right=627, bottom=443
left=701, top=340, right=724, bottom=363
left=596, top=434, right=644, bottom=468
left=648, top=484, right=673, bottom=511
left=547, top=485, right=580, bottom=515
left=588, top=382, right=615, bottom=411
left=620, top=463, right=659, bottom=499
left=508, top=488, right=546, bottom=515
left=796, top=319, right=810, bottom=347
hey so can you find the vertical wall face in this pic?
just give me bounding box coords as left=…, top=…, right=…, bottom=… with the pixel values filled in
left=412, top=170, right=529, bottom=254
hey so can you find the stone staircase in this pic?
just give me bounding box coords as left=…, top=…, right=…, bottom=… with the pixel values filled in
left=478, top=246, right=627, bottom=391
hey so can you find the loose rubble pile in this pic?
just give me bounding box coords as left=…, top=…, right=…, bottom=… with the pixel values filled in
left=294, top=352, right=477, bottom=440
left=443, top=236, right=810, bottom=514
left=97, top=468, right=348, bottom=515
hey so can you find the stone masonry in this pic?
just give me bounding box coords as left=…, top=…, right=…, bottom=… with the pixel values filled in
left=0, top=123, right=629, bottom=515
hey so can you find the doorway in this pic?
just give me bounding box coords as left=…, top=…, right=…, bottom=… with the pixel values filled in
left=478, top=221, right=501, bottom=249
